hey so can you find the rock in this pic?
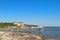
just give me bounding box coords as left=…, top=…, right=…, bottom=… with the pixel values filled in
left=0, top=32, right=43, bottom=40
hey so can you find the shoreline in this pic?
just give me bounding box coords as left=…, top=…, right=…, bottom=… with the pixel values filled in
left=0, top=31, right=43, bottom=40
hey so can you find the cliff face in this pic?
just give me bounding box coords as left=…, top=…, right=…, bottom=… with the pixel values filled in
left=0, top=32, right=43, bottom=40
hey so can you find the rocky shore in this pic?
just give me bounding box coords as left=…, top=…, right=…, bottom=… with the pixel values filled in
left=0, top=32, right=43, bottom=40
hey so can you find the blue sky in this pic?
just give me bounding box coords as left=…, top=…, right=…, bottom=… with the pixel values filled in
left=0, top=0, right=60, bottom=26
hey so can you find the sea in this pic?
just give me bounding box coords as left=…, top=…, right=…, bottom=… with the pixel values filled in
left=41, top=27, right=60, bottom=40
left=23, top=26, right=60, bottom=40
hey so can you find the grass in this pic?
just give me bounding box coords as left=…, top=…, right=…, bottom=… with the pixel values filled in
left=0, top=23, right=17, bottom=29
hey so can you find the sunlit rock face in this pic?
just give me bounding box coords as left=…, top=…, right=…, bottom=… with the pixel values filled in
left=0, top=32, right=43, bottom=40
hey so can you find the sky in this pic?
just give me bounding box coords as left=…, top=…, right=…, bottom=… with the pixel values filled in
left=0, top=0, right=60, bottom=26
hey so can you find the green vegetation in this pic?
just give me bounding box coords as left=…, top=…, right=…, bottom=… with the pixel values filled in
left=0, top=22, right=39, bottom=29
left=0, top=22, right=17, bottom=28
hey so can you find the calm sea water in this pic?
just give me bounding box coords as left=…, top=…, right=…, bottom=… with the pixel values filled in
left=0, top=27, right=60, bottom=40
left=23, top=27, right=60, bottom=40
left=42, top=27, right=60, bottom=40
